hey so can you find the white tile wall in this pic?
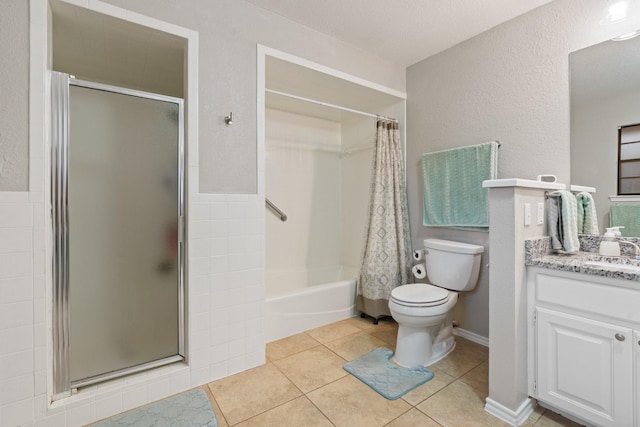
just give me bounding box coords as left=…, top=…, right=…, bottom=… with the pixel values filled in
left=0, top=191, right=266, bottom=426
left=0, top=194, right=35, bottom=426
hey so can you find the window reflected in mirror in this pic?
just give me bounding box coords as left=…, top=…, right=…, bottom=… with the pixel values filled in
left=618, top=124, right=640, bottom=195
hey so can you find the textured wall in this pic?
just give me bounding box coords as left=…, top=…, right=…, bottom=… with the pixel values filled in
left=98, top=0, right=406, bottom=194
left=1, top=0, right=405, bottom=194
left=405, top=0, right=640, bottom=338
left=0, top=0, right=29, bottom=191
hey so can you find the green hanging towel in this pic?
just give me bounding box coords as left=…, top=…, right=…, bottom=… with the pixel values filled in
left=422, top=141, right=499, bottom=230
left=575, top=192, right=599, bottom=234
left=610, top=204, right=640, bottom=237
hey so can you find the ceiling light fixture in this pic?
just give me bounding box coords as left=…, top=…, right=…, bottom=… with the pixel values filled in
left=601, top=0, right=629, bottom=25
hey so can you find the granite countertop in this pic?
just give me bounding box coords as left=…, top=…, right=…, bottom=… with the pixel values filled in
left=525, top=236, right=640, bottom=282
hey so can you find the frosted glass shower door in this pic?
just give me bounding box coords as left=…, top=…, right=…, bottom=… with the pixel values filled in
left=52, top=74, right=185, bottom=391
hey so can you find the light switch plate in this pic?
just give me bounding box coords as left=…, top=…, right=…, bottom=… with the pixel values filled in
left=524, top=203, right=531, bottom=226
left=537, top=202, right=544, bottom=225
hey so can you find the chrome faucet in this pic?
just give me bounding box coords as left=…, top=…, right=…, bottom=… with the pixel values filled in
left=619, top=240, right=640, bottom=258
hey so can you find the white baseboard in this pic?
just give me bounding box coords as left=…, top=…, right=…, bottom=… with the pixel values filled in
left=485, top=397, right=536, bottom=426
left=454, top=327, right=489, bottom=347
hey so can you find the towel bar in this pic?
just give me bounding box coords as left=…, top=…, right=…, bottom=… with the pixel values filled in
left=266, top=198, right=287, bottom=222
left=544, top=191, right=562, bottom=199
left=545, top=190, right=593, bottom=199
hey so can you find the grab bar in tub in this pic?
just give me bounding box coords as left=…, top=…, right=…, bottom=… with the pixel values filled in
left=266, top=198, right=287, bottom=222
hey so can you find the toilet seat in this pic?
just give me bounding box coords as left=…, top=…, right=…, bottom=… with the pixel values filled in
left=390, top=284, right=451, bottom=307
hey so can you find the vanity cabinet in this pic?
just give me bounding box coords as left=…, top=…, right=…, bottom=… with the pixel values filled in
left=536, top=309, right=633, bottom=426
left=527, top=268, right=640, bottom=427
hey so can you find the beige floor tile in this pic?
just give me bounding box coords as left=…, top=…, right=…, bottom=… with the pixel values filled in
left=273, top=346, right=348, bottom=393
left=350, top=315, right=396, bottom=329
left=102, top=319, right=580, bottom=427
left=385, top=408, right=443, bottom=427
left=429, top=337, right=488, bottom=378
left=306, top=318, right=362, bottom=343
left=325, top=330, right=389, bottom=361
left=520, top=406, right=547, bottom=426
left=235, top=396, right=333, bottom=427
left=368, top=322, right=399, bottom=348
left=401, top=367, right=456, bottom=406
left=534, top=409, right=585, bottom=427
left=458, top=360, right=488, bottom=396
left=208, top=363, right=302, bottom=425
left=266, top=332, right=320, bottom=361
left=343, top=315, right=382, bottom=330
left=417, top=381, right=512, bottom=427
left=308, top=375, right=412, bottom=427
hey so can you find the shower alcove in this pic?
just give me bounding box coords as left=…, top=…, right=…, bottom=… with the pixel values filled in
left=48, top=0, right=188, bottom=396
left=259, top=48, right=407, bottom=341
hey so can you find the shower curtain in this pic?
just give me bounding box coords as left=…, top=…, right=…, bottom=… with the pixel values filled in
left=356, top=120, right=412, bottom=320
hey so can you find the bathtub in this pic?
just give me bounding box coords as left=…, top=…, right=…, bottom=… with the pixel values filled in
left=265, top=267, right=357, bottom=342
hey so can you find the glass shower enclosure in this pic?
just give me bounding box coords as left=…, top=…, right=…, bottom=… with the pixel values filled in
left=51, top=72, right=185, bottom=396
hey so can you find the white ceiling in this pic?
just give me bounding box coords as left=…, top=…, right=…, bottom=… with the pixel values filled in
left=245, top=0, right=555, bottom=67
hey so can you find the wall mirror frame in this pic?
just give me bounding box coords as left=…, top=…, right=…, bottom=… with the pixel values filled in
left=570, top=31, right=640, bottom=236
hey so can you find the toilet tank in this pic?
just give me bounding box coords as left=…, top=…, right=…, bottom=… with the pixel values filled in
left=424, top=238, right=484, bottom=291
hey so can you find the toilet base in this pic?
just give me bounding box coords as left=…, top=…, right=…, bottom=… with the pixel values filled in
left=392, top=327, right=456, bottom=368
left=388, top=287, right=459, bottom=368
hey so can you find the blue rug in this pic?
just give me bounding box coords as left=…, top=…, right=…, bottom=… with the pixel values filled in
left=91, top=388, right=217, bottom=426
left=343, top=347, right=434, bottom=400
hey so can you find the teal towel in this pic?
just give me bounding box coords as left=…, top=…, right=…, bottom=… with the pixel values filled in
left=575, top=192, right=599, bottom=234
left=610, top=205, right=640, bottom=237
left=547, top=191, right=580, bottom=253
left=422, top=141, right=498, bottom=229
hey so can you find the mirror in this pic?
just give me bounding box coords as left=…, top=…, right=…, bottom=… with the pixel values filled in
left=570, top=32, right=640, bottom=236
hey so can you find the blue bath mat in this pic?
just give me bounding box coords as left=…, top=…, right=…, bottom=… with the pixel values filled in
left=343, top=347, right=434, bottom=400
left=91, top=388, right=217, bottom=426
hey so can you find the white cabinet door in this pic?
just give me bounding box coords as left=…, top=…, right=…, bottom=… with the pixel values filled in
left=635, top=330, right=640, bottom=427
left=537, top=308, right=633, bottom=427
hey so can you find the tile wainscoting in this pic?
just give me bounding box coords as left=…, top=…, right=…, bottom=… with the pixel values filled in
left=0, top=191, right=266, bottom=427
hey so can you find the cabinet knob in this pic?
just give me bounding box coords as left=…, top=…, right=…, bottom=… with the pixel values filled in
left=615, top=333, right=625, bottom=341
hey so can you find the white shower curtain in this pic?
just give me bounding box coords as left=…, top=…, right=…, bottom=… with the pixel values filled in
left=356, top=120, right=412, bottom=320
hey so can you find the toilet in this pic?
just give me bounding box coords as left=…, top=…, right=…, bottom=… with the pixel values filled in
left=388, top=238, right=484, bottom=368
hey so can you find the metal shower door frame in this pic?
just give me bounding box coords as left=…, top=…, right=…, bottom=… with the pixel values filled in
left=50, top=71, right=186, bottom=397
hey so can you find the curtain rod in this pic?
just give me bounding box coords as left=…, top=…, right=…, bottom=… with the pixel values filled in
left=265, top=89, right=397, bottom=122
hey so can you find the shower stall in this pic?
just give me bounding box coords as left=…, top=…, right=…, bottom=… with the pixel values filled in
left=50, top=72, right=185, bottom=396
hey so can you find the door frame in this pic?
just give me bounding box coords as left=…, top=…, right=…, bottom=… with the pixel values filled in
left=50, top=72, right=186, bottom=395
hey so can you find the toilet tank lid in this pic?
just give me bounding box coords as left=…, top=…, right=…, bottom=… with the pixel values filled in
left=424, top=238, right=484, bottom=254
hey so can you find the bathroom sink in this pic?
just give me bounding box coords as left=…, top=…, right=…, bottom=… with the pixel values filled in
left=584, top=260, right=640, bottom=274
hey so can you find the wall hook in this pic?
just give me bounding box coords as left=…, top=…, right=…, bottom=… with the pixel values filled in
left=224, top=112, right=234, bottom=126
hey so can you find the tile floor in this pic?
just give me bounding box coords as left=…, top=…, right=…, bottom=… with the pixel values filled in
left=203, top=316, right=583, bottom=427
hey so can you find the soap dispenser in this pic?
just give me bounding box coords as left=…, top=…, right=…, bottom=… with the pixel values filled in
left=599, top=227, right=621, bottom=256
left=611, top=226, right=624, bottom=237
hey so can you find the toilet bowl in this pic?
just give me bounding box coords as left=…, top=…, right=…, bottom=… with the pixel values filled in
left=388, top=238, right=484, bottom=368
